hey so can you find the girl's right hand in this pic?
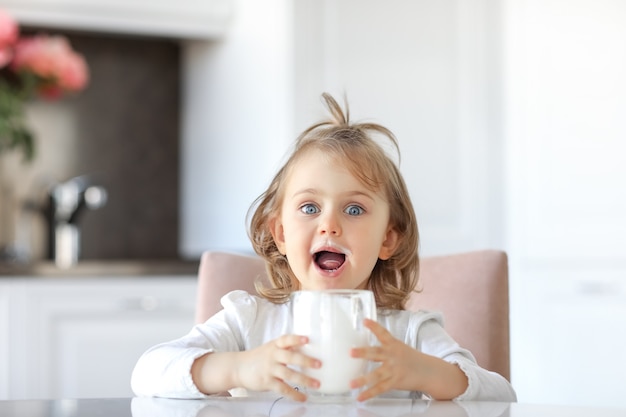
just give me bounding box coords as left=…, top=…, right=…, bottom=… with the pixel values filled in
left=235, top=334, right=321, bottom=401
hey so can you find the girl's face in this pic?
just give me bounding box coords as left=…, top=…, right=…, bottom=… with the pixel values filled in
left=270, top=149, right=399, bottom=291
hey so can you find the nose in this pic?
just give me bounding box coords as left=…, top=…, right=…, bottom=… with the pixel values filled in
left=318, top=211, right=342, bottom=236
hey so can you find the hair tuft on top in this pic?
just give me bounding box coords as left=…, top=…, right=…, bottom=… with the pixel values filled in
left=322, top=92, right=350, bottom=126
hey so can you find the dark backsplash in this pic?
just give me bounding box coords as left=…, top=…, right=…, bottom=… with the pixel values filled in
left=26, top=29, right=182, bottom=260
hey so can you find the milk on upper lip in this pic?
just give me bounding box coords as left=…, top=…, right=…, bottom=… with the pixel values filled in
left=310, top=239, right=352, bottom=256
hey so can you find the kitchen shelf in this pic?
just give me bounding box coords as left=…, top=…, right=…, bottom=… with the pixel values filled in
left=0, top=0, right=233, bottom=39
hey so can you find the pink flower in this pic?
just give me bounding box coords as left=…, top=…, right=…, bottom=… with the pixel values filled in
left=0, top=48, right=13, bottom=68
left=0, top=10, right=18, bottom=47
left=0, top=9, right=19, bottom=68
left=11, top=35, right=89, bottom=94
left=1, top=8, right=89, bottom=163
left=57, top=48, right=89, bottom=91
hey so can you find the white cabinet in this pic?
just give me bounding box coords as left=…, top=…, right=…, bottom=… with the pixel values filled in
left=510, top=270, right=626, bottom=408
left=0, top=0, right=233, bottom=39
left=0, top=282, right=10, bottom=399
left=503, top=0, right=626, bottom=408
left=0, top=277, right=197, bottom=400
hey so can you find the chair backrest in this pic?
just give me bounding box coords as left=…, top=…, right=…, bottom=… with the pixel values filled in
left=195, top=250, right=510, bottom=381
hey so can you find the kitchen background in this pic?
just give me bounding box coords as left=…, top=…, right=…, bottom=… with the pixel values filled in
left=2, top=31, right=181, bottom=260
left=1, top=0, right=625, bottom=409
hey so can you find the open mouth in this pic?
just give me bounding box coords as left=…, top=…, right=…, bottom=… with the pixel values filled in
left=314, top=251, right=346, bottom=272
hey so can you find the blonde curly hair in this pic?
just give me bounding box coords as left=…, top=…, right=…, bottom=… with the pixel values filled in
left=247, top=93, right=419, bottom=309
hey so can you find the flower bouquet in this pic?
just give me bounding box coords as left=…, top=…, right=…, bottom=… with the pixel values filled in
left=0, top=9, right=89, bottom=163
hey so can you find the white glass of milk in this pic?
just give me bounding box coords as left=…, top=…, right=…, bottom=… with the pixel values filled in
left=291, top=289, right=377, bottom=400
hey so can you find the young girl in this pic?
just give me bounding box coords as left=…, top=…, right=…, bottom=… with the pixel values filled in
left=131, top=93, right=517, bottom=402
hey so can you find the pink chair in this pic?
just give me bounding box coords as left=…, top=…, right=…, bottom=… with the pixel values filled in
left=195, top=250, right=511, bottom=381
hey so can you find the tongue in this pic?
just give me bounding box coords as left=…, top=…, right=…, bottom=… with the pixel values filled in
left=317, top=251, right=345, bottom=270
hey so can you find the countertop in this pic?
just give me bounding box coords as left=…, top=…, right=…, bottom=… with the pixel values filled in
left=0, top=259, right=200, bottom=277
left=1, top=397, right=625, bottom=417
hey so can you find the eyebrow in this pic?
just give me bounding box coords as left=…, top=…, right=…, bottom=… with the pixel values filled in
left=291, top=188, right=376, bottom=202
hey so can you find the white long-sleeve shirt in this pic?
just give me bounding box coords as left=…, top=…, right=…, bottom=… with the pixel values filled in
left=131, top=290, right=516, bottom=401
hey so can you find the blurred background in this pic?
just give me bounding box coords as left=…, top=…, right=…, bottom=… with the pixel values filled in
left=0, top=0, right=625, bottom=407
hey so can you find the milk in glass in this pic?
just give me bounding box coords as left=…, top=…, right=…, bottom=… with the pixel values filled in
left=291, top=290, right=376, bottom=396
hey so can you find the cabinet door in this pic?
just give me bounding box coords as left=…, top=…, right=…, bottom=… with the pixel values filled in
left=0, top=282, right=10, bottom=399
left=504, top=0, right=626, bottom=408
left=511, top=271, right=626, bottom=408
left=8, top=278, right=197, bottom=399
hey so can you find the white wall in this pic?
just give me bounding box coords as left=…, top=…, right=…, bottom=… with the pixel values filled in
left=298, top=0, right=506, bottom=257
left=181, top=0, right=505, bottom=258
left=180, top=0, right=295, bottom=256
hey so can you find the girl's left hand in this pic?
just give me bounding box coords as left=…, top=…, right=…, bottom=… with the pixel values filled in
left=349, top=318, right=423, bottom=401
left=350, top=318, right=468, bottom=401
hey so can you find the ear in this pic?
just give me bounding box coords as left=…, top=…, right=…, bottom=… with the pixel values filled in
left=378, top=226, right=400, bottom=260
left=269, top=216, right=287, bottom=255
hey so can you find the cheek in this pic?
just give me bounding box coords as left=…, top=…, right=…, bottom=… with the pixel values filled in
left=364, top=224, right=394, bottom=258
left=283, top=215, right=308, bottom=235
left=279, top=218, right=305, bottom=250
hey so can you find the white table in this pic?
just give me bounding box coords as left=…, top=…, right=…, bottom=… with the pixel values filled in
left=1, top=397, right=624, bottom=417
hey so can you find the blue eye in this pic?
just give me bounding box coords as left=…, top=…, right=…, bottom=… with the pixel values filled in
left=300, top=204, right=319, bottom=215
left=345, top=205, right=364, bottom=216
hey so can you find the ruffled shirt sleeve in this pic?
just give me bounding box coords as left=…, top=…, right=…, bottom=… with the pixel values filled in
left=379, top=309, right=517, bottom=401
left=130, top=290, right=262, bottom=398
